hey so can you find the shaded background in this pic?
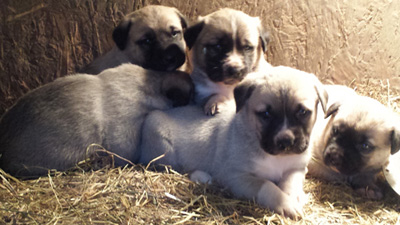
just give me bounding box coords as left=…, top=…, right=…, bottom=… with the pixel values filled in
left=1, top=0, right=400, bottom=115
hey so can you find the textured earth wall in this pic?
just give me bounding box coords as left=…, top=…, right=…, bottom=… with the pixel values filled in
left=1, top=0, right=400, bottom=115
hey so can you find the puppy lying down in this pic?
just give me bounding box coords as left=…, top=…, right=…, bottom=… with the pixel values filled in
left=307, top=85, right=400, bottom=200
left=0, top=64, right=193, bottom=178
left=139, top=66, right=328, bottom=218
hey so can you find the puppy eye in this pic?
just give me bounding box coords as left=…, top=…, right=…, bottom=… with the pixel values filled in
left=296, top=106, right=310, bottom=119
left=358, top=142, right=374, bottom=153
left=171, top=30, right=181, bottom=37
left=211, top=44, right=222, bottom=50
left=256, top=107, right=272, bottom=121
left=257, top=111, right=271, bottom=120
left=243, top=45, right=254, bottom=51
left=137, top=37, right=154, bottom=46
left=205, top=44, right=222, bottom=56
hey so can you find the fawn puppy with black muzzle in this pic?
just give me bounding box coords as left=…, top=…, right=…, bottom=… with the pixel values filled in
left=308, top=85, right=400, bottom=200
left=82, top=5, right=188, bottom=74
left=0, top=64, right=193, bottom=178
left=139, top=66, right=328, bottom=219
left=184, top=8, right=272, bottom=115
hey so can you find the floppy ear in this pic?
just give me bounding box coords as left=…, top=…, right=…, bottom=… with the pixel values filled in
left=325, top=102, right=340, bottom=119
left=184, top=21, right=205, bottom=49
left=390, top=128, right=400, bottom=155
left=314, top=81, right=328, bottom=115
left=258, top=26, right=270, bottom=54
left=175, top=10, right=188, bottom=30
left=112, top=19, right=132, bottom=50
left=161, top=71, right=194, bottom=107
left=234, top=81, right=256, bottom=113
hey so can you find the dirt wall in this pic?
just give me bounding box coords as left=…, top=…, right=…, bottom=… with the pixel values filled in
left=1, top=0, right=399, bottom=115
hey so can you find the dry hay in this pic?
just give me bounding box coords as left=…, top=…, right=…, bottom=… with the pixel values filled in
left=1, top=79, right=400, bottom=225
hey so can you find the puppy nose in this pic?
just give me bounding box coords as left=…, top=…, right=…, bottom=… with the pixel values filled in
left=226, top=65, right=244, bottom=77
left=163, top=45, right=185, bottom=67
left=326, top=151, right=342, bottom=167
left=275, top=132, right=295, bottom=150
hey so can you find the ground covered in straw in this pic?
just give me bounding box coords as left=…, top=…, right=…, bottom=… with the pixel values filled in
left=1, top=78, right=400, bottom=224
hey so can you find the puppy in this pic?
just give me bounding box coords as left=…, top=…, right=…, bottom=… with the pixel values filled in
left=139, top=66, right=328, bottom=218
left=184, top=8, right=272, bottom=115
left=0, top=64, right=193, bottom=178
left=82, top=5, right=188, bottom=74
left=307, top=85, right=400, bottom=200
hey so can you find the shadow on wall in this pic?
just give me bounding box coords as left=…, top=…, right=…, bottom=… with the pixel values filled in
left=1, top=0, right=399, bottom=116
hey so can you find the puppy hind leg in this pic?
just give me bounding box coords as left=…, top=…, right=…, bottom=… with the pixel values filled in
left=138, top=112, right=177, bottom=169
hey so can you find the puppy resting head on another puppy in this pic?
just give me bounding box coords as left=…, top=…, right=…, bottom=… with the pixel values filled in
left=83, top=5, right=188, bottom=74
left=235, top=67, right=328, bottom=157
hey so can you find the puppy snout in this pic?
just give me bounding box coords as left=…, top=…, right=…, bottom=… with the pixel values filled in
left=325, top=151, right=343, bottom=168
left=226, top=65, right=245, bottom=77
left=162, top=44, right=186, bottom=70
left=275, top=131, right=295, bottom=150
left=223, top=54, right=245, bottom=79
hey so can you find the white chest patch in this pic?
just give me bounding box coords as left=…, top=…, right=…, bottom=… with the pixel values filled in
left=251, top=152, right=310, bottom=184
left=195, top=79, right=235, bottom=102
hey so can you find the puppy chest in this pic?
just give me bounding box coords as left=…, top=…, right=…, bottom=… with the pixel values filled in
left=251, top=154, right=307, bottom=183
left=195, top=80, right=235, bottom=101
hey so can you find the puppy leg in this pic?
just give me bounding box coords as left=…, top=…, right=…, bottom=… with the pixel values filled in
left=190, top=170, right=212, bottom=184
left=139, top=111, right=178, bottom=168
left=257, top=181, right=302, bottom=219
left=279, top=169, right=308, bottom=208
left=161, top=71, right=194, bottom=107
left=348, top=173, right=383, bottom=200
left=224, top=173, right=302, bottom=219
left=203, top=94, right=233, bottom=116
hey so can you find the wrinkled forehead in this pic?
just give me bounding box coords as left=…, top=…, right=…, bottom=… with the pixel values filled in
left=336, top=108, right=390, bottom=132
left=202, top=11, right=261, bottom=43
left=129, top=8, right=182, bottom=30
left=336, top=97, right=392, bottom=127
left=249, top=80, right=318, bottom=111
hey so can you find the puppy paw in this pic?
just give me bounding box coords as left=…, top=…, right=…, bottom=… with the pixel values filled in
left=190, top=170, right=213, bottom=184
left=257, top=183, right=303, bottom=220
left=355, top=187, right=383, bottom=200
left=204, top=101, right=219, bottom=116
left=203, top=94, right=231, bottom=116
left=288, top=189, right=309, bottom=208
left=272, top=198, right=303, bottom=220
left=349, top=175, right=384, bottom=200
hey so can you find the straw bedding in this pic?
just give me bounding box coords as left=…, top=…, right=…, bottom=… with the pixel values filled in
left=1, top=1, right=400, bottom=224
left=1, top=78, right=399, bottom=224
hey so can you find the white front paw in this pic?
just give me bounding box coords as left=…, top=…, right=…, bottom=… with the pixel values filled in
left=257, top=182, right=303, bottom=220
left=190, top=170, right=212, bottom=184
left=288, top=189, right=308, bottom=208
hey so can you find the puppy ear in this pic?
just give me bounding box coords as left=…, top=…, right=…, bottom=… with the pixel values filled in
left=258, top=26, right=270, bottom=54
left=234, top=81, right=256, bottom=113
left=325, top=102, right=340, bottom=119
left=161, top=71, right=194, bottom=107
left=314, top=82, right=329, bottom=115
left=390, top=129, right=400, bottom=155
left=113, top=20, right=132, bottom=50
left=184, top=21, right=205, bottom=49
left=175, top=10, right=188, bottom=30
